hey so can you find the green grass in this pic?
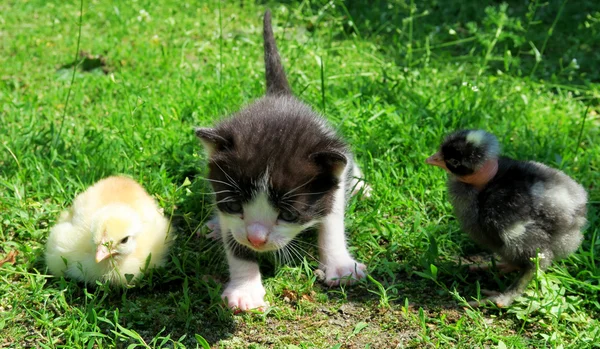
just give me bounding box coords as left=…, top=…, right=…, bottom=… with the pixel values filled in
left=1, top=0, right=599, bottom=347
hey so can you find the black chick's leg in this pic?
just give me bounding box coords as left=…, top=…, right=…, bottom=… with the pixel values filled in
left=468, top=261, right=521, bottom=275
left=491, top=266, right=536, bottom=307
left=468, top=266, right=536, bottom=308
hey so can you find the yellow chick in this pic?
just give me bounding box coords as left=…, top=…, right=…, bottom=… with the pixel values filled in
left=45, top=176, right=173, bottom=285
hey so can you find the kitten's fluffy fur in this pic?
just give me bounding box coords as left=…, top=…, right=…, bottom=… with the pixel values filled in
left=195, top=10, right=368, bottom=311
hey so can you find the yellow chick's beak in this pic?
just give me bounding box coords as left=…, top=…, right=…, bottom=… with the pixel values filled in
left=95, top=244, right=112, bottom=263
left=426, top=151, right=447, bottom=170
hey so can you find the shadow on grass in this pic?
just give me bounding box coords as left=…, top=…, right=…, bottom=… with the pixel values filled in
left=269, top=0, right=600, bottom=86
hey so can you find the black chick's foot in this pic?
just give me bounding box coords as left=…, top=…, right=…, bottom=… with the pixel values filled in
left=468, top=262, right=520, bottom=275
left=467, top=290, right=516, bottom=308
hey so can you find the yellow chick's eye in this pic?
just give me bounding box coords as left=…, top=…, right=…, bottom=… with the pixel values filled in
left=120, top=236, right=130, bottom=244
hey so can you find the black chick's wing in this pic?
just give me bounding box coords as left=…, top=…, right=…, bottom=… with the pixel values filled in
left=477, top=157, right=554, bottom=267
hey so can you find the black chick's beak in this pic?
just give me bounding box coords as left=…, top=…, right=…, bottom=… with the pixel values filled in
left=426, top=151, right=447, bottom=170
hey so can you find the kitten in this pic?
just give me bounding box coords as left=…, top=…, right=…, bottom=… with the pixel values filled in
left=195, top=10, right=369, bottom=311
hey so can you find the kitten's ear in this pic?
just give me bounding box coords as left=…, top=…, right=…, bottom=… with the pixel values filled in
left=194, top=127, right=232, bottom=156
left=311, top=150, right=347, bottom=178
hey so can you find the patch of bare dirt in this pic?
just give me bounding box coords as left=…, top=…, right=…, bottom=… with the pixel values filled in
left=58, top=51, right=111, bottom=74
left=223, top=301, right=420, bottom=348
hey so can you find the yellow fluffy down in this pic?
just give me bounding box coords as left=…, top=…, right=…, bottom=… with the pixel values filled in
left=45, top=176, right=174, bottom=285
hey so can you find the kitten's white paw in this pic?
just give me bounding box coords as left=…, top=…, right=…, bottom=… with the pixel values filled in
left=323, top=259, right=367, bottom=286
left=202, top=216, right=221, bottom=240
left=351, top=181, right=372, bottom=199
left=222, top=281, right=267, bottom=311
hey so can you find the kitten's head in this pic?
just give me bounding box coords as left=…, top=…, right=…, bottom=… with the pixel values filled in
left=195, top=98, right=348, bottom=253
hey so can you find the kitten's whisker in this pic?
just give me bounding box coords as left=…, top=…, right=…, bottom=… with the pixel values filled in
left=200, top=239, right=225, bottom=262
left=279, top=201, right=302, bottom=213
left=211, top=190, right=236, bottom=195
left=281, top=241, right=303, bottom=266
left=275, top=242, right=287, bottom=266
left=280, top=250, right=286, bottom=267
left=283, top=247, right=295, bottom=266
left=233, top=241, right=244, bottom=258
left=203, top=178, right=239, bottom=189
left=224, top=235, right=233, bottom=250
left=286, top=199, right=309, bottom=205
left=280, top=247, right=288, bottom=266
left=282, top=176, right=316, bottom=199
left=286, top=243, right=304, bottom=266
left=289, top=241, right=319, bottom=264
left=281, top=245, right=289, bottom=265
left=299, top=208, right=327, bottom=220
left=278, top=241, right=288, bottom=266
left=280, top=242, right=292, bottom=265
left=225, top=234, right=243, bottom=258
left=295, top=239, right=340, bottom=255
left=215, top=197, right=236, bottom=205
left=296, top=239, right=332, bottom=253
left=274, top=246, right=281, bottom=267
left=213, top=162, right=242, bottom=191
left=274, top=240, right=288, bottom=265
left=286, top=245, right=297, bottom=266
left=285, top=190, right=329, bottom=199
left=285, top=200, right=312, bottom=207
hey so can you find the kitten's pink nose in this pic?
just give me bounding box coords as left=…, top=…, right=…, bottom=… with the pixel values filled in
left=246, top=223, right=269, bottom=247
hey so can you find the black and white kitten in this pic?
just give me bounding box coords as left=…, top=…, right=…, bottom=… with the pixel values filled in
left=195, top=10, right=369, bottom=311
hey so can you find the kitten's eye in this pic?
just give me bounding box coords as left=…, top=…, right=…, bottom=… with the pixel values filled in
left=120, top=236, right=129, bottom=244
left=278, top=209, right=298, bottom=222
left=446, top=159, right=460, bottom=167
left=224, top=201, right=243, bottom=214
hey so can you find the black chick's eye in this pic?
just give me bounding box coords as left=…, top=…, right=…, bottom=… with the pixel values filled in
left=446, top=158, right=460, bottom=168
left=278, top=209, right=298, bottom=222
left=224, top=201, right=243, bottom=214
left=120, top=236, right=129, bottom=244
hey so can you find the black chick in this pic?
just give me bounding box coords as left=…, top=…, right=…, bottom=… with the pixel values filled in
left=427, top=130, right=588, bottom=307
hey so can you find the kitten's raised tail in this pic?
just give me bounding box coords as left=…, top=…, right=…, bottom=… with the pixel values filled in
left=263, top=10, right=292, bottom=96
